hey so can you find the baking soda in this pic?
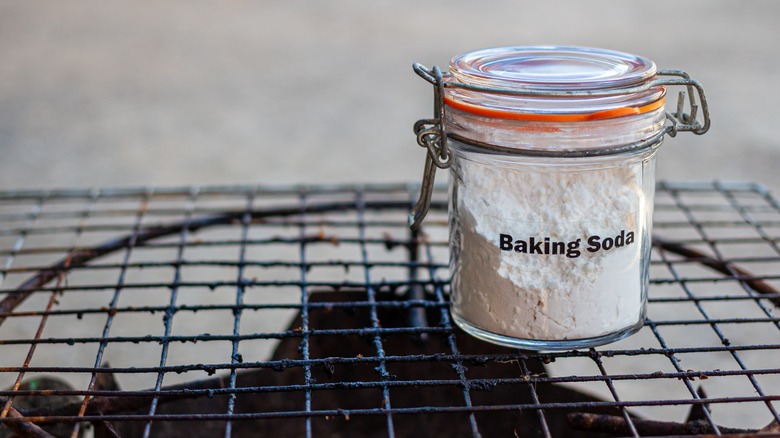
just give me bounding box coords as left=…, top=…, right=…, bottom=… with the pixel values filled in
left=451, top=156, right=648, bottom=341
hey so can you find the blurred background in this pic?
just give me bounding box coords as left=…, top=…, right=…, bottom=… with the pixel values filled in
left=1, top=1, right=780, bottom=431
left=0, top=1, right=779, bottom=192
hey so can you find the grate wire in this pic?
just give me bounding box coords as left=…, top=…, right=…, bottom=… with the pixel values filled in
left=224, top=189, right=255, bottom=437
left=663, top=182, right=780, bottom=424
left=143, top=188, right=198, bottom=437
left=0, top=194, right=47, bottom=433
left=298, top=192, right=314, bottom=438
left=0, top=182, right=778, bottom=436
left=356, top=190, right=396, bottom=437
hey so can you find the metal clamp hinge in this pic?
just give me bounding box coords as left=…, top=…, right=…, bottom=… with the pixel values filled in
left=656, top=69, right=711, bottom=137
left=409, top=64, right=450, bottom=230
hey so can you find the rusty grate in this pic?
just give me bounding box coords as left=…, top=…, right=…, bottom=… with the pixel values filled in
left=0, top=181, right=779, bottom=437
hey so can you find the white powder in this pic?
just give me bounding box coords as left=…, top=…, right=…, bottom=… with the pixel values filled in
left=451, top=156, right=648, bottom=342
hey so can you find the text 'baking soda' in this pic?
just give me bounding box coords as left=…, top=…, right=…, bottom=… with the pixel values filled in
left=498, top=230, right=635, bottom=259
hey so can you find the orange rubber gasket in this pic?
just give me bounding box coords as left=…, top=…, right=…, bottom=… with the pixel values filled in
left=444, top=95, right=666, bottom=122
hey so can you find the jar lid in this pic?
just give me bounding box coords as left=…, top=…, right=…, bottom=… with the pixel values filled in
left=445, top=46, right=665, bottom=122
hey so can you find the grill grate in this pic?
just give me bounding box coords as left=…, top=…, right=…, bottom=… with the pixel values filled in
left=0, top=181, right=779, bottom=437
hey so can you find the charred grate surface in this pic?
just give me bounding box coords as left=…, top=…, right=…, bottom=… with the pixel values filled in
left=0, top=181, right=778, bottom=437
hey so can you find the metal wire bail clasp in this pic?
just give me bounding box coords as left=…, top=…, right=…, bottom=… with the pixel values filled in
left=656, top=69, right=711, bottom=137
left=409, top=64, right=451, bottom=230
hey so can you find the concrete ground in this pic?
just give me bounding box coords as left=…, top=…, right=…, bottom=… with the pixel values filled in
left=1, top=0, right=779, bottom=431
left=1, top=1, right=779, bottom=192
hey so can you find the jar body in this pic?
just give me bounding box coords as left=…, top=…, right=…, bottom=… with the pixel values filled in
left=422, top=46, right=673, bottom=350
left=448, top=142, right=657, bottom=350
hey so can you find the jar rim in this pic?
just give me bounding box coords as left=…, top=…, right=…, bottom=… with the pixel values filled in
left=446, top=46, right=665, bottom=120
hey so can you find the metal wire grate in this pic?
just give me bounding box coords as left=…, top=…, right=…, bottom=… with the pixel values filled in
left=0, top=181, right=779, bottom=437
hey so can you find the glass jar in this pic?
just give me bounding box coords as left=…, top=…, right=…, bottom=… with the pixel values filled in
left=410, top=46, right=709, bottom=350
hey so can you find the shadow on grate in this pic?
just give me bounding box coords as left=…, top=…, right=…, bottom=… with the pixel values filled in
left=0, top=182, right=779, bottom=437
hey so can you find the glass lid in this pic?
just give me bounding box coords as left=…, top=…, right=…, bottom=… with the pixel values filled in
left=445, top=46, right=665, bottom=119
left=450, top=46, right=657, bottom=91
